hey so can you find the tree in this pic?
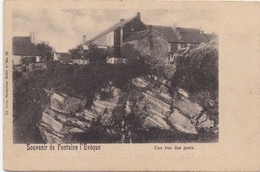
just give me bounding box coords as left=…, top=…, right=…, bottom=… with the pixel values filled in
left=69, top=44, right=107, bottom=62
left=121, top=43, right=140, bottom=60
left=36, top=42, right=54, bottom=63
left=69, top=45, right=86, bottom=59
left=87, top=44, right=108, bottom=63
left=21, top=56, right=36, bottom=65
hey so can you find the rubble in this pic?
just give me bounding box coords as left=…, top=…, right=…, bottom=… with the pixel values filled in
left=197, top=114, right=214, bottom=131
left=132, top=77, right=148, bottom=88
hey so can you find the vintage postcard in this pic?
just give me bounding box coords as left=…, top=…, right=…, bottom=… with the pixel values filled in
left=3, top=0, right=260, bottom=171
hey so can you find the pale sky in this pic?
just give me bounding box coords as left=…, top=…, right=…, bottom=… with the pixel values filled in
left=13, top=9, right=218, bottom=52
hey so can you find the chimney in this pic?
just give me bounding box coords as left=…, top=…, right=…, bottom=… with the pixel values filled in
left=174, top=27, right=182, bottom=40
left=83, top=35, right=87, bottom=44
left=136, top=12, right=141, bottom=20
left=200, top=27, right=204, bottom=35
left=120, top=19, right=125, bottom=22
left=176, top=27, right=180, bottom=34
left=30, top=32, right=35, bottom=44
left=172, top=22, right=177, bottom=29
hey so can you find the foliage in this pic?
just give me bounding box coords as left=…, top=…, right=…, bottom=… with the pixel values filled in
left=69, top=45, right=86, bottom=60
left=13, top=69, right=48, bottom=143
left=69, top=44, right=108, bottom=62
left=87, top=44, right=108, bottom=63
left=21, top=56, right=36, bottom=65
left=170, top=40, right=218, bottom=93
left=36, top=42, right=54, bottom=63
left=121, top=43, right=141, bottom=60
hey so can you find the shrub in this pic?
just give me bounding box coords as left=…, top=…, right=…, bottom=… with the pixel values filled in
left=37, top=42, right=54, bottom=63
left=21, top=56, right=36, bottom=65
left=170, top=40, right=218, bottom=93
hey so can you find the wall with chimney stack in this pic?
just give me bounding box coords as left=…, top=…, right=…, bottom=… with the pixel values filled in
left=125, top=27, right=171, bottom=66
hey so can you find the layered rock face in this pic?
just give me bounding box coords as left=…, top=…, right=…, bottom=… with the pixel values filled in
left=39, top=85, right=124, bottom=143
left=130, top=76, right=214, bottom=135
left=39, top=76, right=216, bottom=143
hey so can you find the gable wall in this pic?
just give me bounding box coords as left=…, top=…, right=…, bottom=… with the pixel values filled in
left=125, top=28, right=171, bottom=66
left=93, top=32, right=114, bottom=47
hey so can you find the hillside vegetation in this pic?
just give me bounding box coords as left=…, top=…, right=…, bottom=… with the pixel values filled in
left=13, top=41, right=219, bottom=143
left=13, top=60, right=151, bottom=143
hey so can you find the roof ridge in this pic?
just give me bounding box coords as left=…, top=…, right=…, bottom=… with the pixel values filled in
left=124, top=30, right=149, bottom=42
left=86, top=15, right=138, bottom=44
left=152, top=27, right=171, bottom=42
left=149, top=24, right=171, bottom=28
left=152, top=25, right=181, bottom=43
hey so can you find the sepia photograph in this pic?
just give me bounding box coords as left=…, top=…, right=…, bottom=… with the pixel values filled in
left=12, top=9, right=219, bottom=144
left=3, top=1, right=260, bottom=171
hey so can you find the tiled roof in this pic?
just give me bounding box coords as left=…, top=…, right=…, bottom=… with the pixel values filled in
left=124, top=30, right=148, bottom=42
left=85, top=12, right=215, bottom=45
left=13, top=36, right=40, bottom=56
left=152, top=25, right=180, bottom=42
left=86, top=15, right=143, bottom=44
left=177, top=27, right=208, bottom=43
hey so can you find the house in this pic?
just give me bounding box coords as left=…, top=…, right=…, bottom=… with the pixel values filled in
left=72, top=58, right=89, bottom=65
left=54, top=52, right=72, bottom=64
left=85, top=12, right=215, bottom=65
left=12, top=33, right=41, bottom=65
left=85, top=12, right=146, bottom=64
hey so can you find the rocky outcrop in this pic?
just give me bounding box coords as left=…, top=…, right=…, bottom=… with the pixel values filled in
left=129, top=76, right=215, bottom=135
left=39, top=76, right=216, bottom=143
left=39, top=85, right=126, bottom=143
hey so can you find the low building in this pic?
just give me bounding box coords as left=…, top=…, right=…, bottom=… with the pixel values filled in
left=53, top=52, right=72, bottom=64
left=106, top=57, right=126, bottom=64
left=72, top=58, right=89, bottom=65
left=12, top=33, right=41, bottom=65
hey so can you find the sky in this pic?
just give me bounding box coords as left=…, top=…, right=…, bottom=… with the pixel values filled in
left=13, top=9, right=218, bottom=52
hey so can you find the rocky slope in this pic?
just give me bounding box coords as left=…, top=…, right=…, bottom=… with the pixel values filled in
left=39, top=76, right=217, bottom=143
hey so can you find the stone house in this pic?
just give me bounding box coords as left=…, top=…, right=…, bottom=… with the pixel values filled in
left=85, top=12, right=214, bottom=65
left=12, top=33, right=41, bottom=65
left=86, top=12, right=146, bottom=59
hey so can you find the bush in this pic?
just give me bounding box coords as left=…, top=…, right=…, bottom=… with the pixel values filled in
left=69, top=44, right=108, bottom=62
left=170, top=40, right=218, bottom=93
left=21, top=56, right=36, bottom=65
left=88, top=44, right=108, bottom=63
left=37, top=42, right=54, bottom=63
